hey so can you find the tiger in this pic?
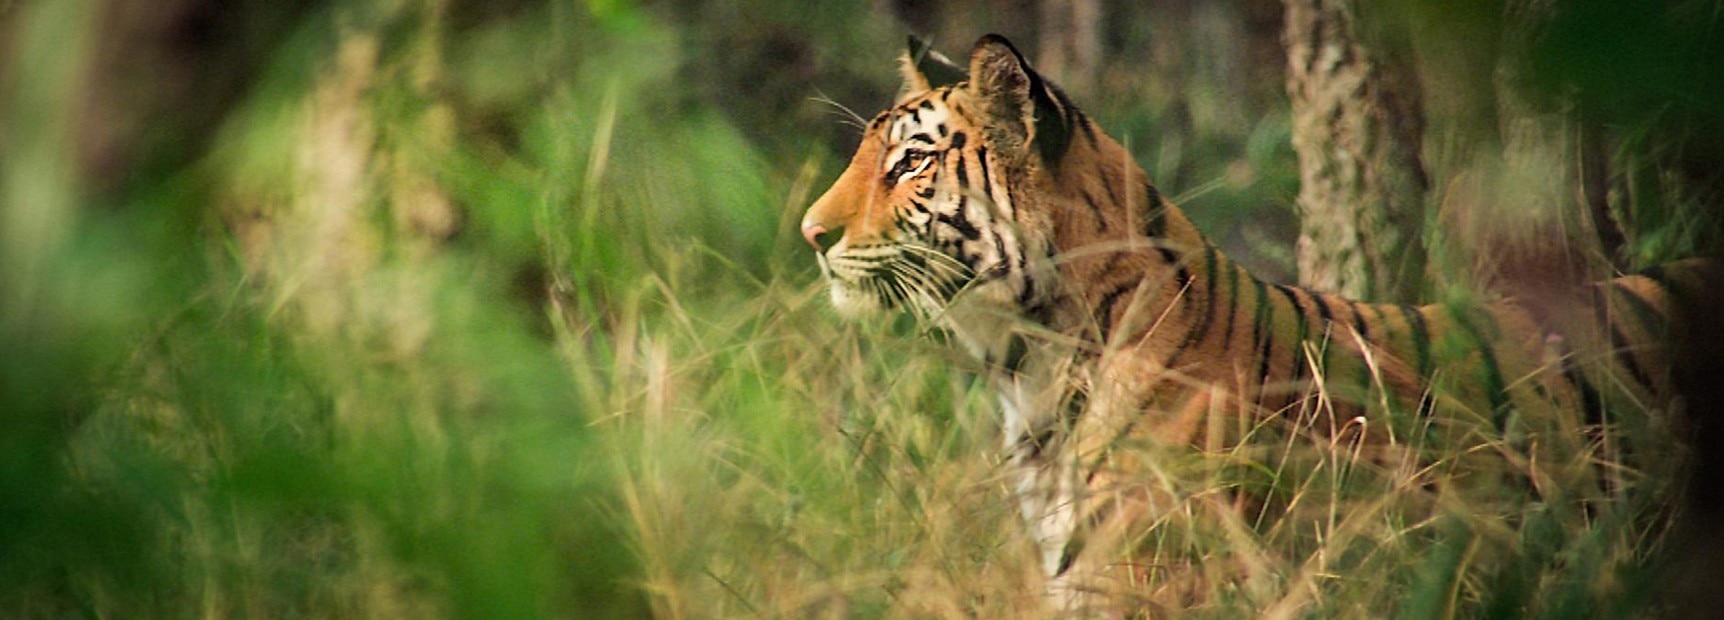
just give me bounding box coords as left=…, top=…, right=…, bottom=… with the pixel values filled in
left=800, top=33, right=1711, bottom=613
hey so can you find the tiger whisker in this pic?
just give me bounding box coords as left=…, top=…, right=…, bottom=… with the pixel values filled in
left=878, top=266, right=912, bottom=310
left=892, top=261, right=943, bottom=306
left=875, top=262, right=925, bottom=315
left=811, top=91, right=868, bottom=131
left=898, top=243, right=969, bottom=275
left=916, top=251, right=974, bottom=292
left=897, top=243, right=975, bottom=282
left=893, top=259, right=981, bottom=327
left=885, top=258, right=961, bottom=319
left=901, top=250, right=982, bottom=302
left=870, top=275, right=895, bottom=309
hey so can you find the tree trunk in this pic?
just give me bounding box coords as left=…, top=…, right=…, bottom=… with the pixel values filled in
left=1036, top=0, right=1101, bottom=97
left=1282, top=0, right=1427, bottom=302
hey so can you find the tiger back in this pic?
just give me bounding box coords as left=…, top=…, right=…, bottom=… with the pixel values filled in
left=800, top=33, right=1708, bottom=614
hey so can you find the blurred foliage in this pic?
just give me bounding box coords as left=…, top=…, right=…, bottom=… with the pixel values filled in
left=0, top=0, right=1719, bottom=617
left=1391, top=0, right=1724, bottom=276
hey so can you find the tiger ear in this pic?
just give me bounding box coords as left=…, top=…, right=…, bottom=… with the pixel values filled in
left=899, top=35, right=967, bottom=98
left=967, top=34, right=1072, bottom=167
left=967, top=34, right=1032, bottom=120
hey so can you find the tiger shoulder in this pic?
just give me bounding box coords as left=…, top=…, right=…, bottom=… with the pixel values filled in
left=799, top=32, right=1719, bottom=614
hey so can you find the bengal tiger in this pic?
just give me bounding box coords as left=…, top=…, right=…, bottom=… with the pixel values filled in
left=800, top=34, right=1710, bottom=613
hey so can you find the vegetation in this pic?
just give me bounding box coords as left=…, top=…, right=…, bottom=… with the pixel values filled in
left=1, top=0, right=1718, bottom=617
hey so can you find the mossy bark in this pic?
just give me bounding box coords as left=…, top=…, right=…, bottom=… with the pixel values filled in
left=1283, top=0, right=1428, bottom=302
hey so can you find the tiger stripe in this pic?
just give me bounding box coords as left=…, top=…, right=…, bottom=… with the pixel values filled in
left=1220, top=259, right=1243, bottom=352
left=1347, top=300, right=1378, bottom=394
left=1251, top=277, right=1275, bottom=403
left=802, top=34, right=1706, bottom=613
left=1446, top=304, right=1510, bottom=428
left=1397, top=305, right=1434, bottom=380
left=1194, top=246, right=1220, bottom=342
left=1272, top=284, right=1311, bottom=391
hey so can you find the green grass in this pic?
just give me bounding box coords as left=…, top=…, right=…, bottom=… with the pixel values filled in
left=0, top=1, right=1707, bottom=618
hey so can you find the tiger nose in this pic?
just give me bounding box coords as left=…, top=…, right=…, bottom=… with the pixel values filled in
left=802, top=223, right=833, bottom=253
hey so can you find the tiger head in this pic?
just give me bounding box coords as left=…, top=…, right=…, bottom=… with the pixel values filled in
left=801, top=34, right=1082, bottom=322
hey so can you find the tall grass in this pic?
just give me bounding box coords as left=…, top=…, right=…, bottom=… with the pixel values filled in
left=0, top=0, right=1705, bottom=617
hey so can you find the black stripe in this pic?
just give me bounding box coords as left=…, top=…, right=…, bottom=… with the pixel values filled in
left=1002, top=334, right=1030, bottom=374
left=1081, top=189, right=1109, bottom=230
left=1273, top=285, right=1310, bottom=385
left=1448, top=304, right=1509, bottom=429
left=1309, top=292, right=1334, bottom=325
left=1060, top=91, right=1082, bottom=144
left=935, top=207, right=981, bottom=240
left=1193, top=245, right=1220, bottom=341
left=1399, top=305, right=1433, bottom=379
left=1593, top=288, right=1654, bottom=390
left=848, top=251, right=894, bottom=264
left=1142, top=183, right=1166, bottom=238
left=1013, top=258, right=1039, bottom=307
left=1097, top=284, right=1133, bottom=340
left=1157, top=247, right=1192, bottom=290
left=991, top=219, right=1009, bottom=256
left=1168, top=246, right=1221, bottom=369
left=1101, top=167, right=1126, bottom=210
left=1349, top=300, right=1376, bottom=392
left=1308, top=291, right=1335, bottom=372
left=893, top=216, right=917, bottom=236
left=1028, top=71, right=1073, bottom=168
left=949, top=131, right=967, bottom=150
left=1346, top=300, right=1372, bottom=342
left=1017, top=428, right=1057, bottom=461
left=1055, top=544, right=1078, bottom=577
left=1221, top=261, right=1242, bottom=350
left=975, top=146, right=999, bottom=211
left=1564, top=361, right=1607, bottom=428
left=1253, top=278, right=1275, bottom=399
left=1060, top=494, right=1119, bottom=577
left=1076, top=113, right=1099, bottom=146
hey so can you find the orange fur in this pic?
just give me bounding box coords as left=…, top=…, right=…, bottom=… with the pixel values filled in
left=802, top=34, right=1698, bottom=614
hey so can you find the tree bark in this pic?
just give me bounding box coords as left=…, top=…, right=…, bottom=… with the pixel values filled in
left=1036, top=0, right=1101, bottom=98
left=1283, top=0, right=1427, bottom=302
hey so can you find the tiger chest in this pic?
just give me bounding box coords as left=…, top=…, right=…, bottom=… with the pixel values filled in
left=996, top=372, right=1083, bottom=579
left=991, top=341, right=1259, bottom=577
